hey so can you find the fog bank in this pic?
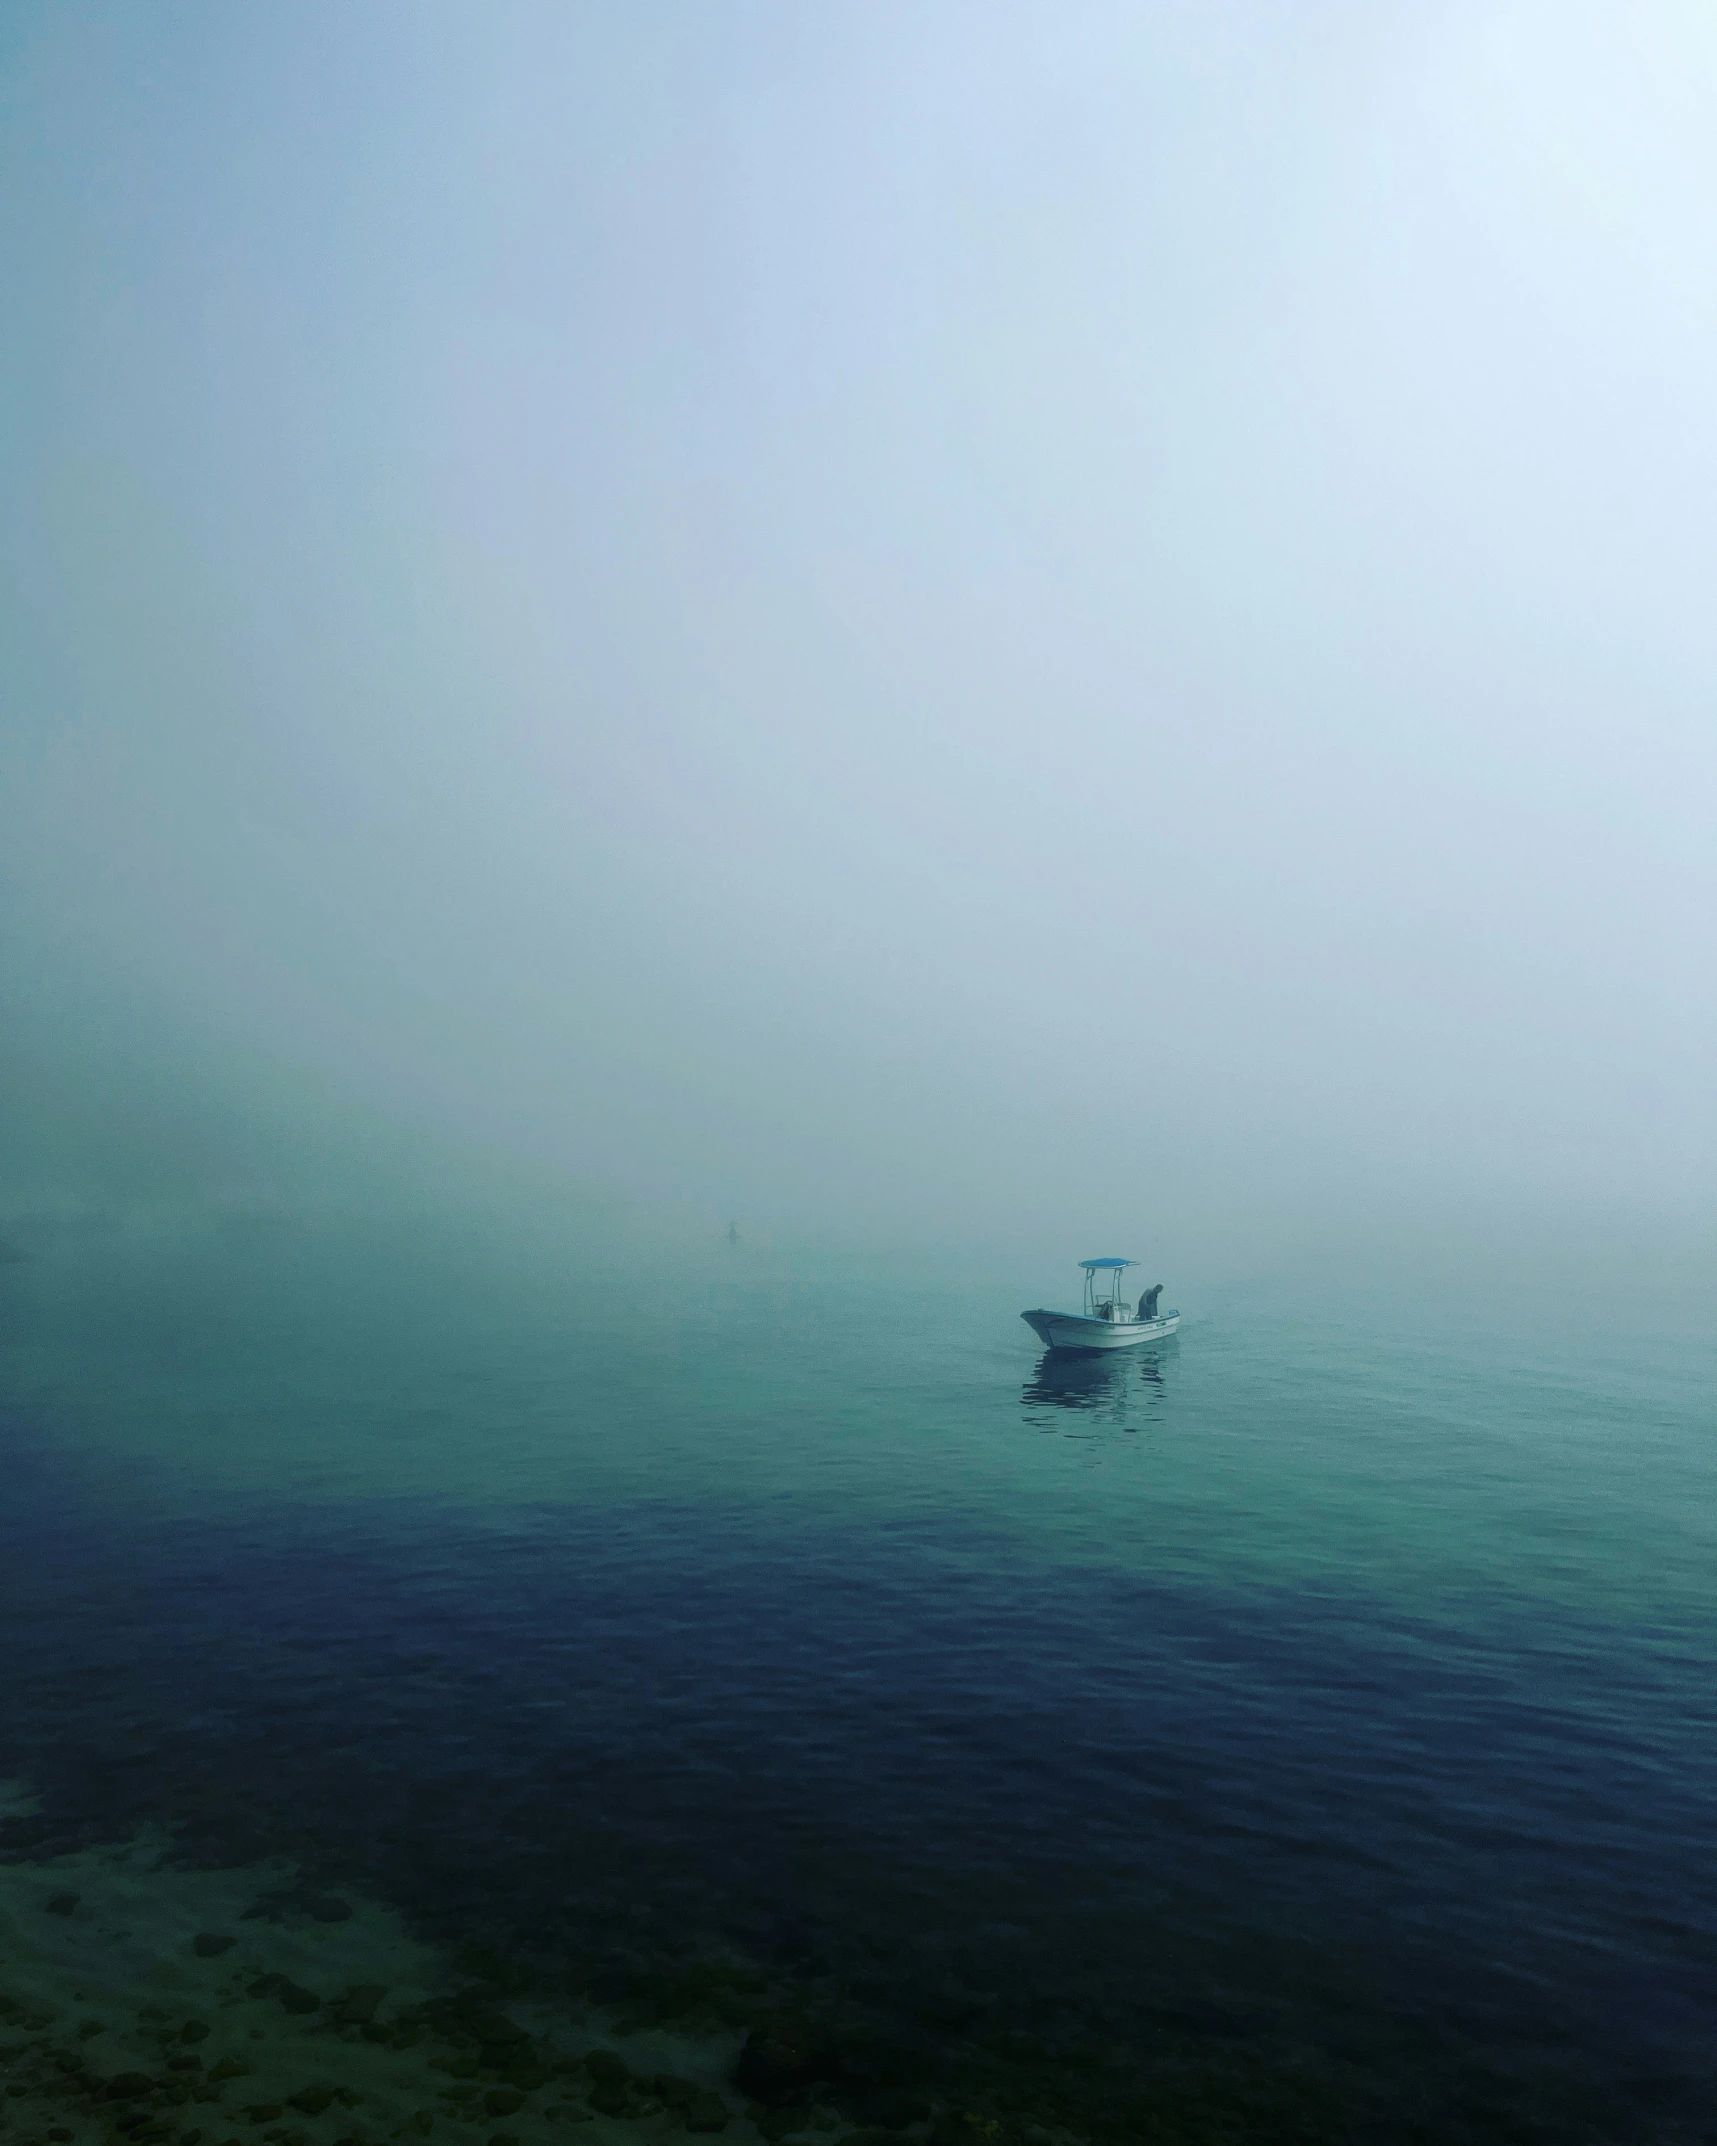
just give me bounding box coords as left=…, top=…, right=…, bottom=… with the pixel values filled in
left=3, top=3, right=1714, bottom=1243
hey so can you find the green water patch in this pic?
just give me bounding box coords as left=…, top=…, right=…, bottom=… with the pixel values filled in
left=5, top=1213, right=1713, bottom=1634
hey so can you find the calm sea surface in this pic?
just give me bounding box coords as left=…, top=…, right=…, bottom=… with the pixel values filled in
left=2, top=1208, right=1714, bottom=2137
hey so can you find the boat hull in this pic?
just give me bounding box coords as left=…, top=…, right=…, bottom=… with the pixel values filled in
left=1020, top=1309, right=1180, bottom=1352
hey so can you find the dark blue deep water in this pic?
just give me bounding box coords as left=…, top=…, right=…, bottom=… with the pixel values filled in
left=2, top=1208, right=1714, bottom=2139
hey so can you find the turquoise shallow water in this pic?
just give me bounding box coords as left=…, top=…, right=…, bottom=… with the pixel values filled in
left=1, top=1207, right=1714, bottom=2135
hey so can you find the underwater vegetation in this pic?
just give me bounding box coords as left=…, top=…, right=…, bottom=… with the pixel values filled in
left=0, top=1813, right=1658, bottom=2146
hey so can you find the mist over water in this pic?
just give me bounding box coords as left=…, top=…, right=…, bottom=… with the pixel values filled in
left=3, top=4, right=1716, bottom=2141
left=4, top=1, right=1715, bottom=1235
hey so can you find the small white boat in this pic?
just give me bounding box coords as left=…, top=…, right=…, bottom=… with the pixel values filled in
left=1022, top=1258, right=1180, bottom=1353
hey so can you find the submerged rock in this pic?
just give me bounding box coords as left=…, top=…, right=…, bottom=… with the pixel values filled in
left=193, top=1934, right=236, bottom=1958
left=582, top=2047, right=642, bottom=2112
left=45, top=1891, right=79, bottom=1916
left=848, top=2086, right=932, bottom=2130
left=734, top=2019, right=838, bottom=2105
left=467, top=2011, right=529, bottom=2052
left=103, top=2073, right=156, bottom=2100
left=248, top=1975, right=320, bottom=2016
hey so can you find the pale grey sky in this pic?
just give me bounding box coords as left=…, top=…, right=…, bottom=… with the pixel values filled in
left=3, top=2, right=1714, bottom=1239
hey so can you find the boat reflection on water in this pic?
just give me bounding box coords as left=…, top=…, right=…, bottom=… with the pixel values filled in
left=1021, top=1342, right=1171, bottom=1431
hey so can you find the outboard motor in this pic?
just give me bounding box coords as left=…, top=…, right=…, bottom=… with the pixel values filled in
left=1139, top=1284, right=1163, bottom=1320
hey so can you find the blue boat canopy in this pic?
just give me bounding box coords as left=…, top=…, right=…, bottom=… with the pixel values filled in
left=1079, top=1257, right=1137, bottom=1270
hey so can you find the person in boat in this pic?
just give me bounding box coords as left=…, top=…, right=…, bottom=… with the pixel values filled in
left=1138, top=1283, right=1163, bottom=1320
